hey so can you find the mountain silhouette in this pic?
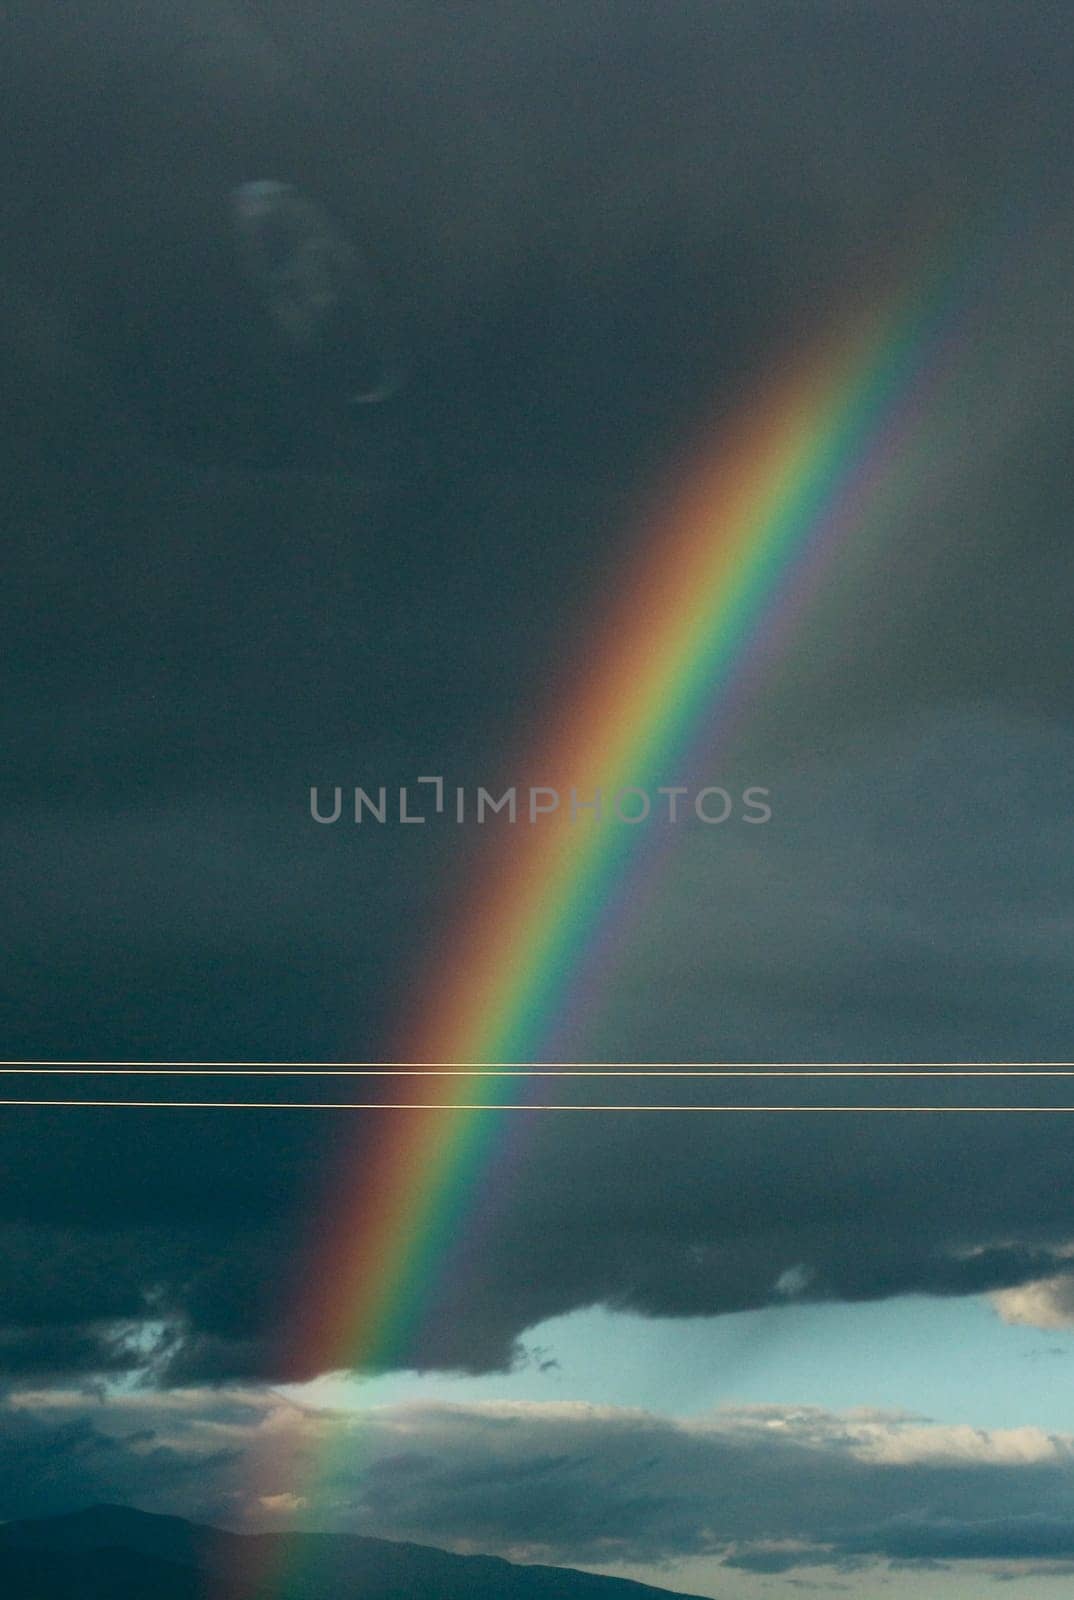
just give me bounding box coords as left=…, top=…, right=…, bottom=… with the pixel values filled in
left=0, top=1506, right=710, bottom=1599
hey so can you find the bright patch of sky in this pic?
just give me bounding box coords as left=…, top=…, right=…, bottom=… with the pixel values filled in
left=281, top=1292, right=1074, bottom=1431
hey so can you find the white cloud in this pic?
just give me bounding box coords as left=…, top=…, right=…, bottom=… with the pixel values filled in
left=992, top=1273, right=1074, bottom=1330
left=258, top=1492, right=307, bottom=1514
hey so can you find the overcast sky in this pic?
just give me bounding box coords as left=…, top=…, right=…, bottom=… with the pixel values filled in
left=3, top=3, right=1074, bottom=1595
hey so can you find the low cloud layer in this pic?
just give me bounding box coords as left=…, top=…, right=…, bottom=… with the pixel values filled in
left=6, top=1389, right=1074, bottom=1585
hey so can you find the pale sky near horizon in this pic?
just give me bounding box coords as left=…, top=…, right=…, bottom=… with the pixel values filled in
left=286, top=1295, right=1074, bottom=1433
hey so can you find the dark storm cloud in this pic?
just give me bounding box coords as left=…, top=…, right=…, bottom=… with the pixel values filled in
left=5, top=1068, right=1074, bottom=1383
left=4, top=0, right=1073, bottom=1059
left=2, top=0, right=1074, bottom=1388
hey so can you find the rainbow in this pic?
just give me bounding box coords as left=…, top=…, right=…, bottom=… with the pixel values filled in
left=234, top=213, right=1020, bottom=1582
left=401, top=225, right=981, bottom=1066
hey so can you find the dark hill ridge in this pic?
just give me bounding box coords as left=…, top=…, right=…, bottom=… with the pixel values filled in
left=0, top=1506, right=710, bottom=1600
